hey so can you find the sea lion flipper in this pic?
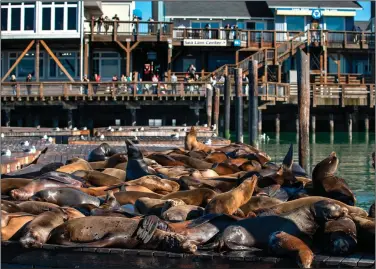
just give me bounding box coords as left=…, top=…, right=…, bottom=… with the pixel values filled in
left=136, top=215, right=160, bottom=244
left=186, top=213, right=224, bottom=229
left=282, top=144, right=293, bottom=169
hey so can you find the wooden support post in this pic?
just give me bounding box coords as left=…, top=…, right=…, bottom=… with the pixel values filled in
left=235, top=50, right=239, bottom=65
left=275, top=114, right=280, bottom=135
left=277, top=65, right=282, bottom=83
left=40, top=40, right=74, bottom=82
left=323, top=47, right=327, bottom=84
left=35, top=40, right=40, bottom=82
left=84, top=40, right=89, bottom=76
left=365, top=114, right=369, bottom=133
left=126, top=41, right=131, bottom=77
left=348, top=113, right=353, bottom=135
left=206, top=88, right=213, bottom=127
left=130, top=109, right=137, bottom=126
left=1, top=40, right=35, bottom=82
left=234, top=68, right=243, bottom=143
left=337, top=53, right=341, bottom=83
left=248, top=60, right=258, bottom=147
left=311, top=115, right=316, bottom=133
left=329, top=114, right=334, bottom=134
left=213, top=88, right=220, bottom=135
left=67, top=109, right=73, bottom=129
left=4, top=109, right=11, bottom=127
left=297, top=48, right=310, bottom=171
left=168, top=45, right=172, bottom=81
left=224, top=75, right=231, bottom=140
left=319, top=52, right=323, bottom=83
left=258, top=110, right=262, bottom=134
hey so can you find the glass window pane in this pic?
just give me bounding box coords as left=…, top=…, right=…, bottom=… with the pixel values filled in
left=101, top=52, right=118, bottom=58
left=24, top=8, right=35, bottom=31
left=286, top=16, right=304, bottom=31
left=326, top=17, right=344, bottom=31
left=18, top=59, right=35, bottom=78
left=49, top=60, right=56, bottom=77
left=10, top=52, right=17, bottom=58
left=55, top=7, right=64, bottom=30
left=11, top=8, right=21, bottom=30
left=67, top=7, right=77, bottom=30
left=93, top=59, right=99, bottom=76
left=9, top=59, right=16, bottom=77
left=42, top=8, right=51, bottom=30
left=256, top=22, right=265, bottom=30
left=210, top=23, right=219, bottom=29
left=191, top=22, right=200, bottom=29
left=58, top=58, right=76, bottom=77
left=101, top=59, right=118, bottom=78
left=39, top=59, right=44, bottom=77
left=1, top=8, right=8, bottom=31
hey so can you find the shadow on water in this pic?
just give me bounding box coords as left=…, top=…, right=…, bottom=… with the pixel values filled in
left=231, top=132, right=375, bottom=210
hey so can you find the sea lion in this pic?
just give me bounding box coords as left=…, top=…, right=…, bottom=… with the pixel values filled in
left=1, top=215, right=35, bottom=241
left=122, top=176, right=180, bottom=194
left=254, top=196, right=367, bottom=217
left=240, top=196, right=283, bottom=216
left=72, top=170, right=123, bottom=186
left=178, top=175, right=237, bottom=192
left=161, top=205, right=205, bottom=222
left=48, top=215, right=197, bottom=253
left=2, top=211, right=34, bottom=228
left=88, top=143, right=118, bottom=162
left=369, top=203, right=375, bottom=218
left=312, top=152, right=356, bottom=206
left=57, top=158, right=93, bottom=173
left=31, top=187, right=101, bottom=207
left=1, top=178, right=33, bottom=195
left=20, top=207, right=85, bottom=248
left=187, top=151, right=207, bottom=160
left=239, top=160, right=262, bottom=172
left=211, top=162, right=241, bottom=176
left=17, top=201, right=60, bottom=215
left=102, top=168, right=126, bottom=181
left=10, top=172, right=84, bottom=201
left=154, top=166, right=197, bottom=179
left=184, top=126, right=213, bottom=153
left=114, top=191, right=163, bottom=205
left=205, top=175, right=258, bottom=215
left=126, top=140, right=156, bottom=181
left=80, top=185, right=155, bottom=197
left=314, top=216, right=357, bottom=255
left=1, top=200, right=21, bottom=213
left=162, top=188, right=217, bottom=207
left=147, top=153, right=186, bottom=167
left=168, top=154, right=213, bottom=170
left=351, top=215, right=375, bottom=252
left=204, top=152, right=228, bottom=163
left=200, top=200, right=347, bottom=256
left=269, top=231, right=314, bottom=269
left=135, top=197, right=186, bottom=216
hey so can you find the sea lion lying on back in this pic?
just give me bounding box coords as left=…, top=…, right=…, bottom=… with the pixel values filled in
left=312, top=152, right=356, bottom=206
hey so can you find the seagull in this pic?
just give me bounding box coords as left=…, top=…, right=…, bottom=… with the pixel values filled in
left=134, top=136, right=138, bottom=141
left=48, top=137, right=53, bottom=143
left=100, top=134, right=105, bottom=140
left=80, top=135, right=85, bottom=140
left=211, top=124, right=217, bottom=131
left=73, top=127, right=78, bottom=131
left=171, top=133, right=180, bottom=139
left=204, top=139, right=212, bottom=145
left=203, top=124, right=208, bottom=127
left=21, top=141, right=30, bottom=147
left=110, top=128, right=114, bottom=132
left=1, top=133, right=4, bottom=138
left=36, top=125, right=40, bottom=130
left=1, top=149, right=11, bottom=157
left=43, top=135, right=48, bottom=140
left=134, top=128, right=139, bottom=132
left=118, top=127, right=123, bottom=131
left=54, top=127, right=60, bottom=132
left=140, top=127, right=145, bottom=131
left=107, top=126, right=112, bottom=131
left=183, top=123, right=187, bottom=127
left=82, top=127, right=87, bottom=130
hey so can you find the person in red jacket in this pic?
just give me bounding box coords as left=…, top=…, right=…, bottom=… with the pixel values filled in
left=93, top=73, right=101, bottom=94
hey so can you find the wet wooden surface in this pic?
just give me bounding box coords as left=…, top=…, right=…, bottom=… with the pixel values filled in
left=1, top=127, right=89, bottom=137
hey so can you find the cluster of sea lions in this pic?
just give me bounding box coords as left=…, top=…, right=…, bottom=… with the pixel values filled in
left=1, top=126, right=374, bottom=268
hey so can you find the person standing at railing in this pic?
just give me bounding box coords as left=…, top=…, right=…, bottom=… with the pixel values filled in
left=25, top=73, right=32, bottom=95
left=171, top=73, right=178, bottom=94
left=242, top=73, right=249, bottom=95
left=151, top=74, right=159, bottom=94
left=132, top=15, right=139, bottom=35
left=97, top=15, right=104, bottom=33
left=93, top=73, right=101, bottom=94
left=148, top=17, right=154, bottom=34
left=111, top=75, right=119, bottom=93
left=82, top=75, right=90, bottom=95
left=217, top=74, right=225, bottom=94
left=10, top=75, right=17, bottom=95
left=224, top=24, right=231, bottom=40
left=187, top=64, right=196, bottom=79
left=112, top=14, right=120, bottom=33
left=104, top=16, right=110, bottom=35
left=204, top=24, right=210, bottom=39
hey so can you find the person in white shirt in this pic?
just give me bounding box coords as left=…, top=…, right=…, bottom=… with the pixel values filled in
left=171, top=73, right=178, bottom=94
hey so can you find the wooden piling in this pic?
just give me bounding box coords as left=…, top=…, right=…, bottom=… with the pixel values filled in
left=275, top=114, right=280, bottom=135
left=35, top=40, right=40, bottom=82
left=4, top=110, right=11, bottom=127
left=365, top=115, right=369, bottom=132
left=213, top=88, right=220, bottom=135
left=258, top=110, right=262, bottom=134
left=348, top=113, right=353, bottom=136
left=311, top=115, right=316, bottom=133
left=206, top=88, right=213, bottom=127
left=131, top=109, right=137, bottom=126
left=224, top=75, right=231, bottom=140
left=329, top=114, right=334, bottom=133
left=296, top=114, right=299, bottom=134
left=248, top=60, right=258, bottom=147
left=194, top=108, right=200, bottom=126
left=234, top=68, right=243, bottom=143
left=67, top=110, right=73, bottom=129
left=297, top=48, right=310, bottom=171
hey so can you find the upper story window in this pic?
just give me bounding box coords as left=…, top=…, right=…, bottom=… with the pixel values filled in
left=41, top=1, right=78, bottom=32
left=325, top=17, right=345, bottom=31
left=286, top=16, right=305, bottom=32
left=191, top=22, right=221, bottom=29
left=1, top=2, right=35, bottom=32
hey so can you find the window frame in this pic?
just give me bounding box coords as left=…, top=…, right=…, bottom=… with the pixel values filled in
left=48, top=51, right=79, bottom=79
left=1, top=2, right=35, bottom=32
left=285, top=15, right=306, bottom=32
left=40, top=1, right=78, bottom=32
left=8, top=51, right=44, bottom=78
left=324, top=16, right=345, bottom=31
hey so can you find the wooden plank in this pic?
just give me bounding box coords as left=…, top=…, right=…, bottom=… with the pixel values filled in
left=358, top=255, right=375, bottom=268
left=341, top=253, right=363, bottom=268
left=1, top=40, right=35, bottom=82
left=40, top=40, right=75, bottom=82
left=326, top=256, right=346, bottom=267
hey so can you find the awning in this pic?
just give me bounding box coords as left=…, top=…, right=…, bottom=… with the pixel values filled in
left=133, top=9, right=142, bottom=20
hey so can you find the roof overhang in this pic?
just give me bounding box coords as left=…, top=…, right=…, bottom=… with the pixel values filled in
left=269, top=6, right=362, bottom=10
left=166, top=16, right=273, bottom=20
left=84, top=1, right=103, bottom=16
left=276, top=9, right=357, bottom=16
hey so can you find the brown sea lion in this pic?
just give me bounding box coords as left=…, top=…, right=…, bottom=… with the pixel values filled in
left=204, top=152, right=228, bottom=163
left=161, top=205, right=205, bottom=222
left=1, top=178, right=33, bottom=195
left=102, top=168, right=126, bottom=181
left=162, top=188, right=217, bottom=207
left=240, top=196, right=283, bottom=216
left=17, top=201, right=60, bottom=215
left=154, top=166, right=194, bottom=179
left=72, top=170, right=124, bottom=187
left=312, top=152, right=356, bottom=206
left=147, top=153, right=187, bottom=167
left=178, top=175, right=238, bottom=192
left=205, top=175, right=258, bottom=215
left=184, top=126, right=214, bottom=153
left=124, top=176, right=180, bottom=194
left=269, top=231, right=314, bottom=269
left=369, top=203, right=375, bottom=218
left=2, top=211, right=34, bottom=228
left=114, top=191, right=163, bottom=205
left=211, top=162, right=241, bottom=176
left=10, top=172, right=84, bottom=201
left=135, top=197, right=186, bottom=216
left=351, top=215, right=375, bottom=252
left=48, top=216, right=197, bottom=253
left=1, top=200, right=21, bottom=213
left=57, top=159, right=93, bottom=173
left=168, top=154, right=213, bottom=170
left=254, top=196, right=367, bottom=217
left=19, top=207, right=85, bottom=248
left=187, top=151, right=208, bottom=160
left=1, top=215, right=35, bottom=241
left=239, top=160, right=262, bottom=172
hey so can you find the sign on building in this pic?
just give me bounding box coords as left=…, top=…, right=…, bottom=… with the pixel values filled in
left=183, top=39, right=227, bottom=46
left=234, top=39, right=241, bottom=47
left=312, top=9, right=322, bottom=19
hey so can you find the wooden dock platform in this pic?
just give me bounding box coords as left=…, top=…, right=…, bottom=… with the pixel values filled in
left=1, top=241, right=374, bottom=268
left=1, top=127, right=90, bottom=137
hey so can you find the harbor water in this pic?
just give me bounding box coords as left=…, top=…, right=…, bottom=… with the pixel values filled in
left=231, top=132, right=375, bottom=211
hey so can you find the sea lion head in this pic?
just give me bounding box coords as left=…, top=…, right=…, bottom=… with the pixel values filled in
left=310, top=200, right=348, bottom=223
left=10, top=189, right=30, bottom=201
left=161, top=199, right=186, bottom=214
left=313, top=152, right=339, bottom=178
left=100, top=191, right=121, bottom=210
left=60, top=207, right=86, bottom=220
left=126, top=139, right=143, bottom=160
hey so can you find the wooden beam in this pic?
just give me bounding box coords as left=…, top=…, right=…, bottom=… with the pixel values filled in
left=168, top=46, right=172, bottom=81
left=337, top=53, right=341, bottom=83
left=126, top=41, right=131, bottom=77
left=130, top=41, right=140, bottom=52
left=40, top=40, right=74, bottom=82
left=1, top=40, right=35, bottom=82
left=35, top=40, right=40, bottom=82
left=171, top=49, right=182, bottom=64
left=323, top=47, right=327, bottom=84
left=235, top=50, right=239, bottom=65
left=84, top=41, right=89, bottom=76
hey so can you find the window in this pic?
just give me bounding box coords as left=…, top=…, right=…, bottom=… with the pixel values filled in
left=1, top=8, right=8, bottom=31
left=55, top=7, right=64, bottom=30
left=49, top=52, right=78, bottom=78
left=24, top=8, right=35, bottom=31
left=11, top=8, right=21, bottom=31
left=191, top=22, right=220, bottom=29
left=101, top=59, right=118, bottom=78
left=246, top=22, right=266, bottom=30
left=286, top=16, right=305, bottom=31
left=42, top=8, right=51, bottom=30
left=67, top=7, right=77, bottom=30
left=92, top=52, right=120, bottom=79
left=9, top=52, right=44, bottom=78
left=325, top=17, right=345, bottom=31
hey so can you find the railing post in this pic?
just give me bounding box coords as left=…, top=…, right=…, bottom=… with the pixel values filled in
left=39, top=83, right=44, bottom=99
left=113, top=21, right=117, bottom=41
left=260, top=31, right=263, bottom=48
left=273, top=31, right=277, bottom=48
left=91, top=18, right=94, bottom=37
left=247, top=31, right=251, bottom=48
left=361, top=31, right=365, bottom=48
left=88, top=83, right=93, bottom=97
left=341, top=84, right=345, bottom=107
left=16, top=84, right=20, bottom=98
left=63, top=83, right=68, bottom=98
left=312, top=84, right=317, bottom=107
left=344, top=32, right=347, bottom=48
left=180, top=82, right=184, bottom=96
